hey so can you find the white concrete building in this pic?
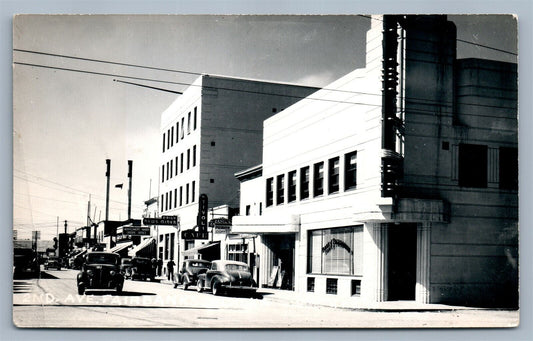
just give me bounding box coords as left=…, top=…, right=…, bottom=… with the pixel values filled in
left=233, top=15, right=518, bottom=308
left=157, top=75, right=318, bottom=276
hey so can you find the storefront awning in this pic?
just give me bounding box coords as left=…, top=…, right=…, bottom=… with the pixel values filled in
left=128, top=237, right=155, bottom=258
left=110, top=241, right=133, bottom=253
left=232, top=214, right=300, bottom=234
left=182, top=241, right=220, bottom=256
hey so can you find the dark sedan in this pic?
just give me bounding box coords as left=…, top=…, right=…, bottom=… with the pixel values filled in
left=77, top=252, right=124, bottom=295
left=173, top=259, right=211, bottom=290
left=197, top=260, right=257, bottom=296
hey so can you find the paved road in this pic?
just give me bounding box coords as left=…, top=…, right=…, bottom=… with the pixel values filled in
left=13, top=269, right=519, bottom=328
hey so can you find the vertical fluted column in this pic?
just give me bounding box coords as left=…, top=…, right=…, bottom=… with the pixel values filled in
left=416, top=222, right=431, bottom=303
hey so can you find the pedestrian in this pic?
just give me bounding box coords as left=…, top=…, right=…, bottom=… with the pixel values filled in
left=157, top=258, right=163, bottom=276
left=167, top=259, right=175, bottom=281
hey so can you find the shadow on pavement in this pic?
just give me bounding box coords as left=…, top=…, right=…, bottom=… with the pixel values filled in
left=84, top=290, right=157, bottom=297
left=13, top=280, right=33, bottom=294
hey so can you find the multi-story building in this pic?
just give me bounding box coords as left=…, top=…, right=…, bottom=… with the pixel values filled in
left=157, top=74, right=318, bottom=276
left=233, top=15, right=518, bottom=308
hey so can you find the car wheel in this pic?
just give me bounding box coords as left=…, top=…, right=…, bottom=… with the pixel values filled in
left=197, top=279, right=204, bottom=293
left=183, top=274, right=190, bottom=290
left=117, top=284, right=123, bottom=294
left=212, top=279, right=221, bottom=296
left=78, top=285, right=85, bottom=295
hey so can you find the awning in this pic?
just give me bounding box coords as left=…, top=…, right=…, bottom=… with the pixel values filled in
left=110, top=241, right=133, bottom=253
left=182, top=241, right=220, bottom=256
left=128, top=237, right=155, bottom=258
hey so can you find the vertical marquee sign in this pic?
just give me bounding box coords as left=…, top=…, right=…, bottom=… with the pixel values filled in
left=197, top=194, right=208, bottom=232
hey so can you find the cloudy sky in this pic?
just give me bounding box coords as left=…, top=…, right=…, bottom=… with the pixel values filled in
left=12, top=15, right=517, bottom=240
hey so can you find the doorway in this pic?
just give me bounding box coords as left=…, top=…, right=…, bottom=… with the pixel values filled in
left=264, top=234, right=295, bottom=290
left=388, top=223, right=417, bottom=301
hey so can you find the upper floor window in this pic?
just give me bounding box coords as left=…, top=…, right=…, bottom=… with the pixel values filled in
left=186, top=183, right=190, bottom=204
left=162, top=133, right=166, bottom=152
left=459, top=143, right=487, bottom=188
left=288, top=170, right=297, bottom=202
left=266, top=178, right=274, bottom=207
left=167, top=129, right=171, bottom=150
left=328, top=157, right=339, bottom=194
left=194, top=107, right=198, bottom=130
left=313, top=162, right=324, bottom=197
left=176, top=122, right=179, bottom=144
left=181, top=117, right=185, bottom=139
left=174, top=188, right=177, bottom=208
left=175, top=156, right=178, bottom=176
left=171, top=126, right=174, bottom=147
left=187, top=112, right=191, bottom=135
left=300, top=166, right=310, bottom=200
left=187, top=149, right=191, bottom=170
left=170, top=160, right=173, bottom=179
left=277, top=174, right=285, bottom=205
left=345, top=151, right=357, bottom=190
left=246, top=205, right=251, bottom=216
left=193, top=145, right=197, bottom=167
left=180, top=153, right=184, bottom=173
left=500, top=147, right=518, bottom=190
left=192, top=181, right=196, bottom=202
left=161, top=164, right=165, bottom=183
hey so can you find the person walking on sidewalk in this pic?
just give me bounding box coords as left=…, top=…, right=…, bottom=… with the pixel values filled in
left=167, top=259, right=175, bottom=281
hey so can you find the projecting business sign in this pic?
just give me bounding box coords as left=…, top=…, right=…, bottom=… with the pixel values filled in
left=123, top=226, right=151, bottom=236
left=142, top=215, right=179, bottom=226
left=181, top=230, right=209, bottom=240
left=197, top=194, right=208, bottom=232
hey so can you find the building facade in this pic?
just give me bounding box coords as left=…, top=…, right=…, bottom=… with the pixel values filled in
left=233, top=15, right=518, bottom=307
left=157, top=75, right=318, bottom=276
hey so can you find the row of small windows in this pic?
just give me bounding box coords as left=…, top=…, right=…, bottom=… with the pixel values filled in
left=162, top=107, right=198, bottom=153
left=266, top=151, right=357, bottom=207
left=162, top=145, right=197, bottom=183
left=161, top=181, right=196, bottom=212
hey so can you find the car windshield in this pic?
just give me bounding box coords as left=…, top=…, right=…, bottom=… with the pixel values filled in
left=121, top=259, right=132, bottom=265
left=190, top=262, right=209, bottom=268
left=133, top=258, right=151, bottom=265
left=86, top=253, right=119, bottom=265
left=225, top=264, right=249, bottom=271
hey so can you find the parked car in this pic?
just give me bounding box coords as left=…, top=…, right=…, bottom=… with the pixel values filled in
left=173, top=259, right=211, bottom=290
left=120, top=257, right=133, bottom=278
left=77, top=252, right=124, bottom=295
left=196, top=260, right=257, bottom=296
left=14, top=248, right=40, bottom=277
left=44, top=256, right=61, bottom=270
left=130, top=257, right=155, bottom=281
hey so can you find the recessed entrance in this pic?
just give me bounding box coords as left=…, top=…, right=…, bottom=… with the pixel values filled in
left=388, top=223, right=417, bottom=301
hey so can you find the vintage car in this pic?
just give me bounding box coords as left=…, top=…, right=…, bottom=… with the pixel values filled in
left=14, top=248, right=40, bottom=277
left=130, top=257, right=155, bottom=281
left=44, top=256, right=61, bottom=270
left=120, top=257, right=133, bottom=278
left=173, top=259, right=211, bottom=290
left=77, top=252, right=124, bottom=295
left=196, top=260, right=257, bottom=296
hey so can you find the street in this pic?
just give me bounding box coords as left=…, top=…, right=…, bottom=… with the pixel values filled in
left=13, top=269, right=519, bottom=328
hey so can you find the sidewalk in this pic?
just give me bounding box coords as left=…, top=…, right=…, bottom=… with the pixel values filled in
left=157, top=276, right=477, bottom=312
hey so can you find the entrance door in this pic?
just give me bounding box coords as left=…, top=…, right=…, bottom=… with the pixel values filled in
left=388, top=223, right=417, bottom=301
left=266, top=234, right=295, bottom=290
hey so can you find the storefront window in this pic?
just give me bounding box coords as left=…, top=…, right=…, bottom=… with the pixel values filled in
left=227, top=243, right=248, bottom=263
left=307, top=226, right=363, bottom=275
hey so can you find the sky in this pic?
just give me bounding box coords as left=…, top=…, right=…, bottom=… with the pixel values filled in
left=12, top=14, right=517, bottom=241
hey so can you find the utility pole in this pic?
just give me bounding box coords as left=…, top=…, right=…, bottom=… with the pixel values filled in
left=56, top=216, right=59, bottom=257
left=64, top=220, right=67, bottom=234
left=127, top=160, right=133, bottom=221
left=105, top=159, right=111, bottom=222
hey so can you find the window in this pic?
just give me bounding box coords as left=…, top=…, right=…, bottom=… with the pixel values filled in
left=328, top=157, right=340, bottom=194
left=192, top=181, right=196, bottom=202
left=227, top=243, right=248, bottom=263
left=187, top=149, right=190, bottom=170
left=167, top=129, right=171, bottom=150
left=170, top=233, right=175, bottom=259
left=161, top=165, right=165, bottom=183
left=187, top=112, right=191, bottom=134
left=459, top=143, right=487, bottom=188
left=351, top=280, right=361, bottom=296
left=288, top=170, right=297, bottom=202
left=500, top=147, right=518, bottom=190
left=193, top=107, right=197, bottom=130
left=181, top=117, right=185, bottom=139
left=174, top=189, right=177, bottom=208
left=307, top=226, right=363, bottom=276
left=307, top=277, right=315, bottom=292
left=179, top=186, right=183, bottom=206
left=165, top=192, right=168, bottom=211
left=313, top=162, right=324, bottom=197
left=166, top=162, right=169, bottom=180
left=326, top=278, right=338, bottom=295
left=176, top=122, right=179, bottom=143
left=259, top=203, right=262, bottom=215
left=175, top=156, right=178, bottom=176
left=162, top=133, right=166, bottom=152
left=246, top=205, right=251, bottom=216
left=169, top=191, right=172, bottom=210
left=170, top=159, right=173, bottom=179
left=300, top=166, right=310, bottom=199
left=171, top=126, right=174, bottom=147
left=276, top=174, right=285, bottom=205
left=266, top=178, right=274, bottom=207
left=193, top=145, right=197, bottom=167
left=186, top=183, right=190, bottom=204
left=180, top=153, right=184, bottom=173
left=345, top=151, right=357, bottom=190
left=184, top=240, right=194, bottom=250
left=164, top=234, right=169, bottom=259
left=160, top=195, right=164, bottom=212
